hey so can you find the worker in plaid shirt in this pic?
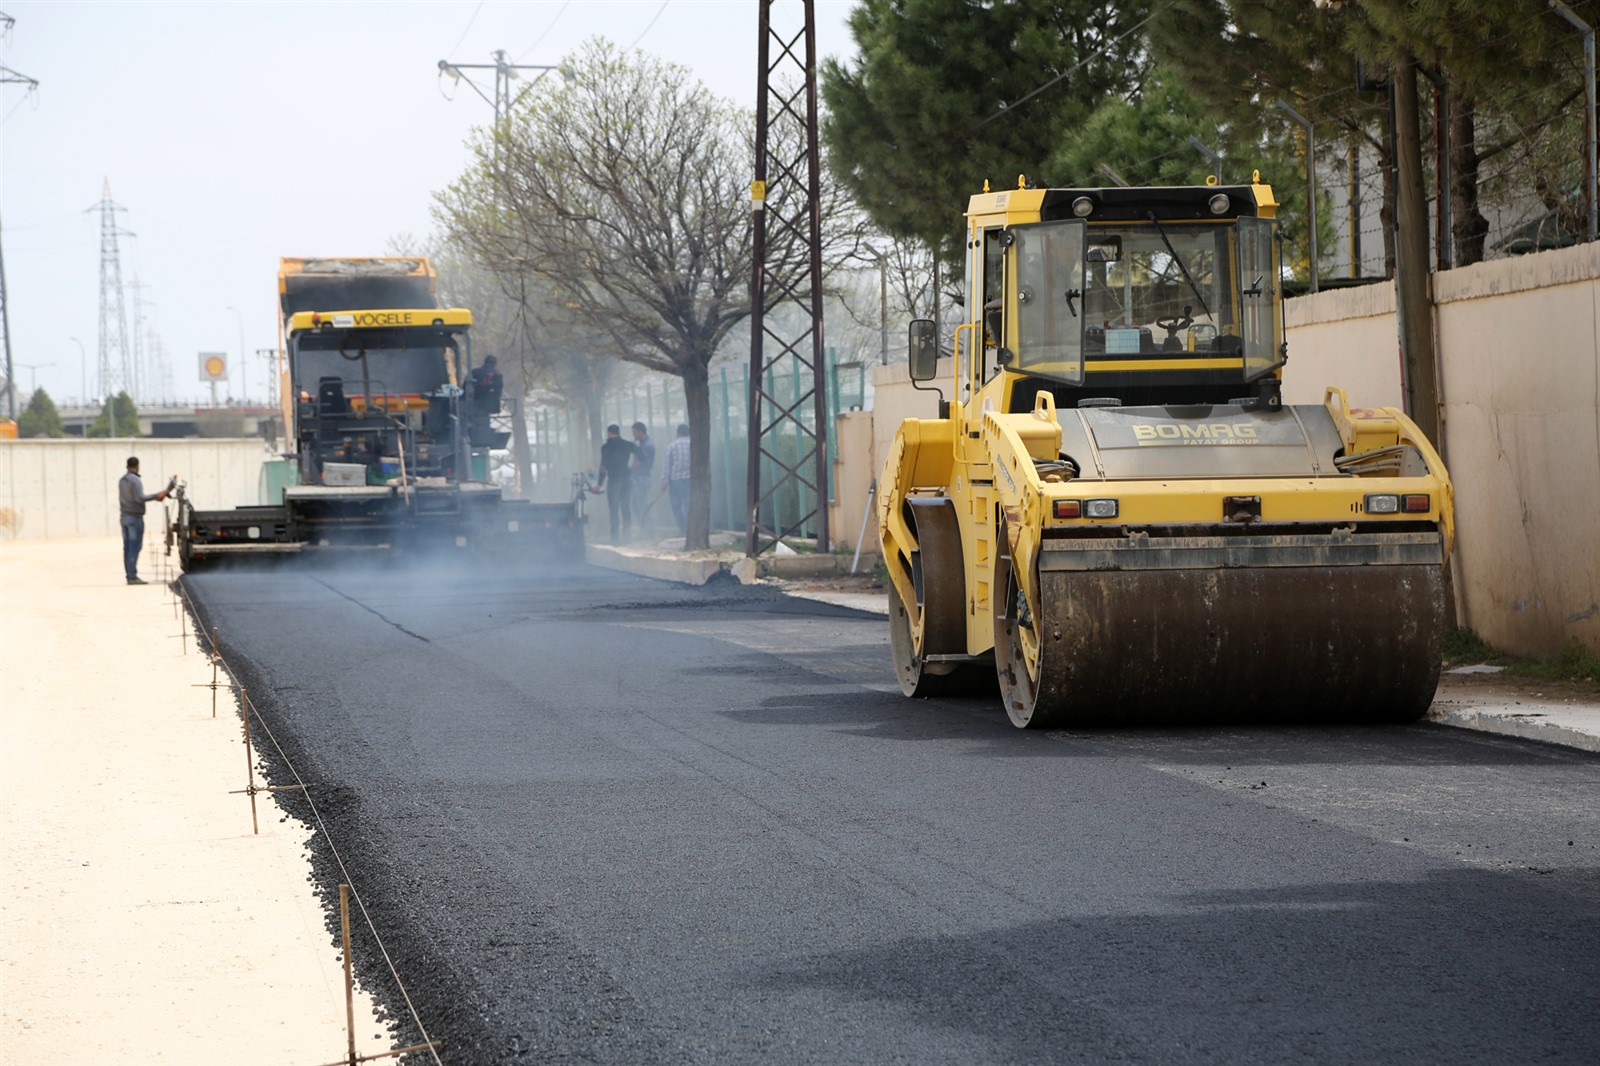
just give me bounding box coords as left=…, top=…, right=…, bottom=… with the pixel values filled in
left=660, top=423, right=691, bottom=535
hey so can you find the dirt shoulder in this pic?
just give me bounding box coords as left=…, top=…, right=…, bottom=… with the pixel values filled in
left=0, top=538, right=393, bottom=1066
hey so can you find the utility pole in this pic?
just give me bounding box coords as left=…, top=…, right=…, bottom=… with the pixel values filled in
left=91, top=179, right=132, bottom=435
left=1, top=19, right=39, bottom=420
left=0, top=210, right=15, bottom=420
left=437, top=50, right=572, bottom=135
left=257, top=348, right=279, bottom=407
left=1393, top=60, right=1441, bottom=446
left=748, top=0, right=829, bottom=556
left=127, top=271, right=149, bottom=403
left=436, top=49, right=569, bottom=500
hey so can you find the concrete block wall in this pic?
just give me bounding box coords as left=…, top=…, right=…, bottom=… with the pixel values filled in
left=0, top=439, right=274, bottom=541
left=1281, top=283, right=1402, bottom=407
left=1429, top=244, right=1600, bottom=657
left=827, top=409, right=878, bottom=556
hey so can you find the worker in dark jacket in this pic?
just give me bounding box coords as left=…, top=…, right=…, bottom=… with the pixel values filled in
left=594, top=424, right=639, bottom=544
left=466, top=355, right=503, bottom=444
left=118, top=456, right=173, bottom=585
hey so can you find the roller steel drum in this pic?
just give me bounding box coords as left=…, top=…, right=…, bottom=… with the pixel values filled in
left=994, top=531, right=1448, bottom=728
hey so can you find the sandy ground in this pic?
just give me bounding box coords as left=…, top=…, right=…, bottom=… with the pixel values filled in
left=0, top=537, right=394, bottom=1066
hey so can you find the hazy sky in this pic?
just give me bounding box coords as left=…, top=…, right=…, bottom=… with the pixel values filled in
left=1, top=1, right=860, bottom=407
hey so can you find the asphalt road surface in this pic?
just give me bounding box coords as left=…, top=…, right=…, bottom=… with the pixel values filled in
left=184, top=559, right=1600, bottom=1065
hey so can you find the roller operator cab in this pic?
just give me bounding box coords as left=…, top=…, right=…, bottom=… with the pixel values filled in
left=879, top=178, right=1455, bottom=727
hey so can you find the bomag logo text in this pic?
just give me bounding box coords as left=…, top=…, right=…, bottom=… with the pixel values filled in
left=1132, top=422, right=1259, bottom=446
left=352, top=311, right=416, bottom=327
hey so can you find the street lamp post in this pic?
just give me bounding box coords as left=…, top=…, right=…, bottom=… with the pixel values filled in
left=1551, top=1, right=1599, bottom=242
left=1275, top=100, right=1320, bottom=293
left=226, top=306, right=246, bottom=404
left=1186, top=135, right=1223, bottom=184
left=69, top=336, right=87, bottom=406
left=16, top=361, right=51, bottom=394
left=874, top=249, right=888, bottom=365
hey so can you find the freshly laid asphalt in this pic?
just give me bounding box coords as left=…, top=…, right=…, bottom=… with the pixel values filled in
left=183, top=558, right=1600, bottom=1065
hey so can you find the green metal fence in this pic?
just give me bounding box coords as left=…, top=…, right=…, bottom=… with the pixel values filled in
left=528, top=349, right=869, bottom=535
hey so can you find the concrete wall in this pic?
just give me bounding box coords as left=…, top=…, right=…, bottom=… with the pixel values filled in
left=869, top=359, right=945, bottom=473
left=1282, top=283, right=1403, bottom=408
left=828, top=409, right=878, bottom=556
left=0, top=439, right=274, bottom=541
left=1429, top=244, right=1600, bottom=657
left=1282, top=246, right=1600, bottom=655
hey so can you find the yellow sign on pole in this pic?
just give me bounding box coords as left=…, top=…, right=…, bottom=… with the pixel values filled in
left=198, top=352, right=229, bottom=382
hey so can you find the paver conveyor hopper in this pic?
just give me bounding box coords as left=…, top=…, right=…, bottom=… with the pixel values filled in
left=878, top=178, right=1454, bottom=727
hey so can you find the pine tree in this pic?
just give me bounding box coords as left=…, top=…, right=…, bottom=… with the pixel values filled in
left=821, top=0, right=1153, bottom=263
left=17, top=388, right=65, bottom=438
left=87, top=391, right=140, bottom=438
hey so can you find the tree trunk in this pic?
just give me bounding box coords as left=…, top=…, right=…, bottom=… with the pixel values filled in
left=583, top=396, right=604, bottom=457
left=1349, top=140, right=1363, bottom=277
left=508, top=392, right=534, bottom=500
left=1379, top=138, right=1397, bottom=280
left=1450, top=96, right=1489, bottom=267
left=682, top=362, right=712, bottom=551
left=1394, top=61, right=1442, bottom=448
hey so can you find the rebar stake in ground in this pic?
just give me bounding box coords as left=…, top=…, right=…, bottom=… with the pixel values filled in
left=319, top=888, right=441, bottom=1066
left=210, top=627, right=219, bottom=714
left=241, top=688, right=258, bottom=834
left=341, top=884, right=357, bottom=1065
left=228, top=689, right=307, bottom=830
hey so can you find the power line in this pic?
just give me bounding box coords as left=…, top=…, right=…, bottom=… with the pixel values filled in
left=628, top=0, right=671, bottom=49
left=970, top=7, right=1161, bottom=133
left=518, top=0, right=570, bottom=61
left=443, top=0, right=484, bottom=61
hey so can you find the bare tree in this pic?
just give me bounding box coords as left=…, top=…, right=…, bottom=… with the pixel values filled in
left=390, top=233, right=621, bottom=493
left=436, top=38, right=854, bottom=549
left=830, top=234, right=947, bottom=363
left=435, top=246, right=622, bottom=463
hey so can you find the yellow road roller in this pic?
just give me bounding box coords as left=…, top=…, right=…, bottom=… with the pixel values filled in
left=878, top=177, right=1454, bottom=727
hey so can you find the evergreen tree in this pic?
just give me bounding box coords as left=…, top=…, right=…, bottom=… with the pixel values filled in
left=1154, top=0, right=1600, bottom=267
left=821, top=0, right=1153, bottom=263
left=1345, top=0, right=1600, bottom=261
left=1045, top=65, right=1330, bottom=286
left=87, top=392, right=140, bottom=438
left=1150, top=1, right=1396, bottom=271
left=17, top=388, right=65, bottom=438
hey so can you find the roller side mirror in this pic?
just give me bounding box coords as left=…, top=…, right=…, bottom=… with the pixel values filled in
left=908, top=319, right=939, bottom=381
